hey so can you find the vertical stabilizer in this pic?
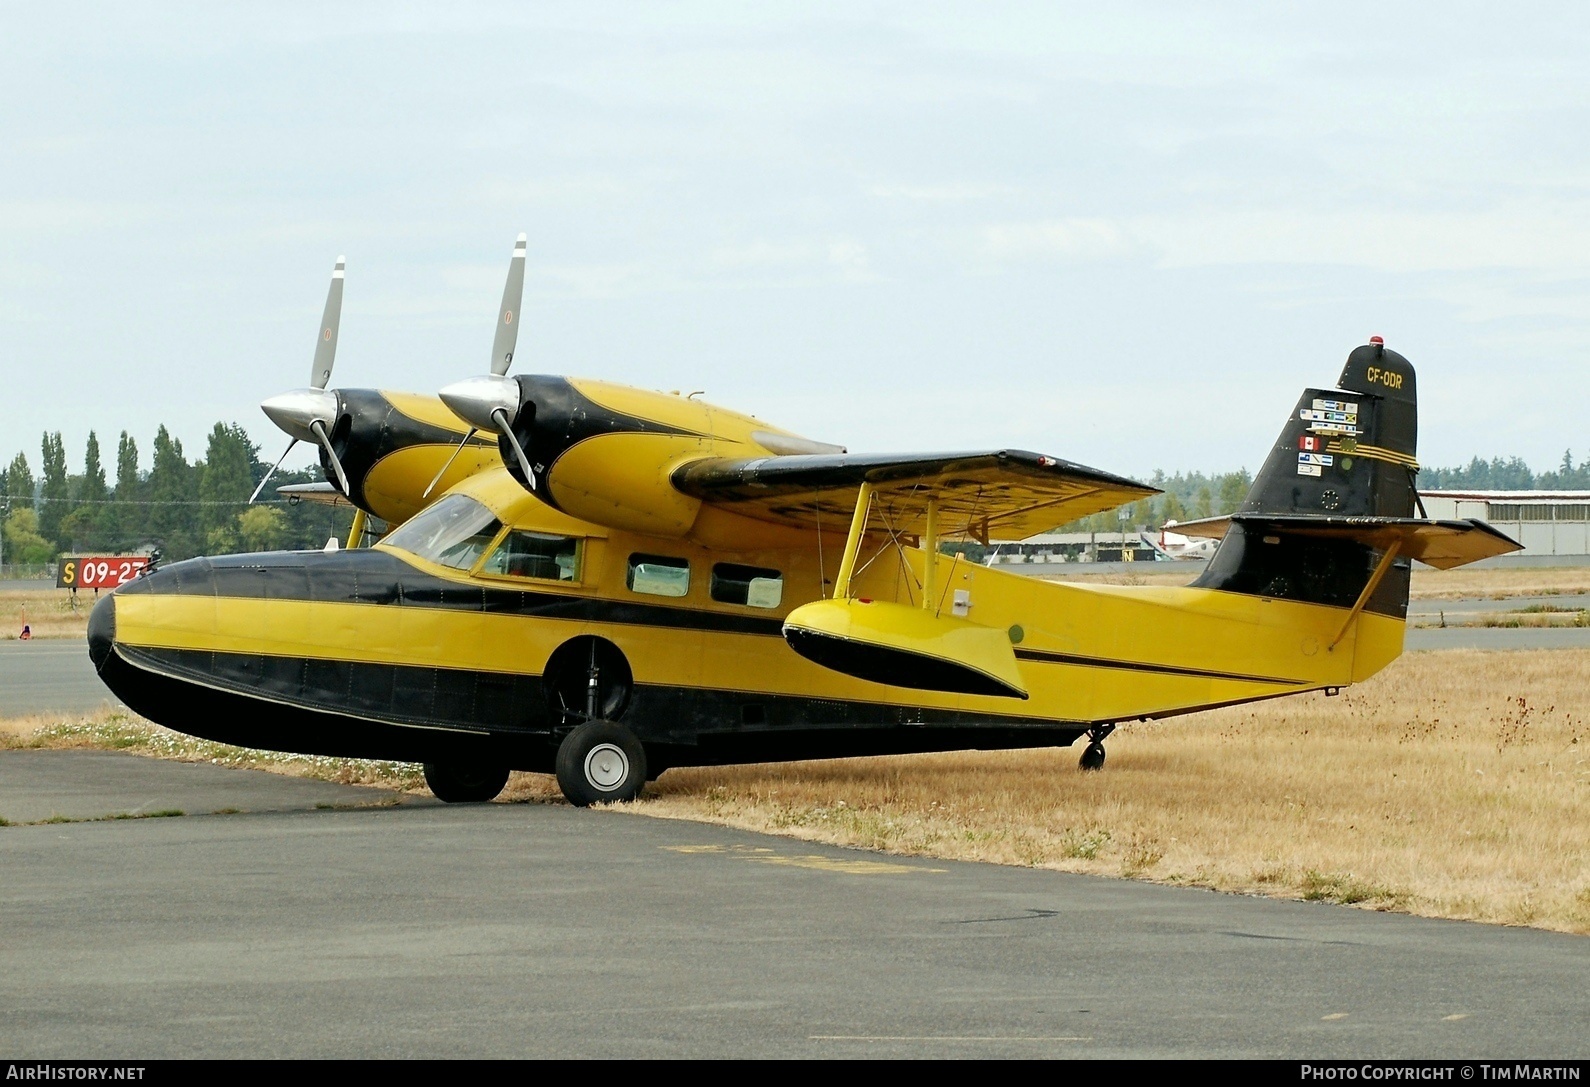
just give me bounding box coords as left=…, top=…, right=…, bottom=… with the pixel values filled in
left=1192, top=340, right=1419, bottom=620
left=1239, top=340, right=1419, bottom=519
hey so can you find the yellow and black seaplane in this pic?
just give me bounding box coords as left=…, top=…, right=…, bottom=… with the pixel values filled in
left=89, top=237, right=1522, bottom=806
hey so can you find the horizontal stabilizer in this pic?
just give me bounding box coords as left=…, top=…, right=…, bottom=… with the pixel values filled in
left=673, top=450, right=1158, bottom=542
left=1172, top=514, right=1521, bottom=570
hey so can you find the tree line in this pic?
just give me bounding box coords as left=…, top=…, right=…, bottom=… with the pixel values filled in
left=1057, top=450, right=1590, bottom=536
left=1058, top=469, right=1256, bottom=534
left=1, top=425, right=354, bottom=565
left=4, top=427, right=1588, bottom=567
left=1415, top=451, right=1590, bottom=492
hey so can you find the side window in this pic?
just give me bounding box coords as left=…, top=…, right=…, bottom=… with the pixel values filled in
left=711, top=563, right=783, bottom=609
left=480, top=531, right=581, bottom=582
left=628, top=554, right=690, bottom=598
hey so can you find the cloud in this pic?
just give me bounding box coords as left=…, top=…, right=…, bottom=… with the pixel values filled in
left=1135, top=206, right=1590, bottom=274
left=827, top=238, right=878, bottom=282
left=709, top=240, right=821, bottom=269
left=707, top=236, right=880, bottom=284
left=978, top=218, right=1137, bottom=262
left=868, top=182, right=1018, bottom=202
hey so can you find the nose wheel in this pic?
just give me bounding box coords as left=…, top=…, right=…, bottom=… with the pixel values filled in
left=1078, top=724, right=1115, bottom=771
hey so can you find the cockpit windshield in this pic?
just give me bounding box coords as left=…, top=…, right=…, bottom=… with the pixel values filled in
left=381, top=494, right=502, bottom=571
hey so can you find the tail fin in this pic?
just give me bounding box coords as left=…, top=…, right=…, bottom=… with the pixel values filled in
left=1190, top=341, right=1421, bottom=616
left=1242, top=339, right=1419, bottom=519
left=1183, top=341, right=1519, bottom=617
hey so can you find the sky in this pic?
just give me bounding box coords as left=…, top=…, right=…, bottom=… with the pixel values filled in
left=3, top=2, right=1589, bottom=483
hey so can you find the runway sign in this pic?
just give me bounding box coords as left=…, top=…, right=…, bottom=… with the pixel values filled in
left=58, top=556, right=149, bottom=590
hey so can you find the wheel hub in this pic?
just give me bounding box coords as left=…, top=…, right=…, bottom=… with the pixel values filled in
left=584, top=742, right=630, bottom=791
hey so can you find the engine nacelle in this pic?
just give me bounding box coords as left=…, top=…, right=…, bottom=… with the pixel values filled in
left=498, top=375, right=835, bottom=542
left=316, top=389, right=499, bottom=526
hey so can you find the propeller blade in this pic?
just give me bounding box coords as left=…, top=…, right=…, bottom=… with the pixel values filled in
left=310, top=255, right=345, bottom=390
left=249, top=438, right=299, bottom=504
left=309, top=418, right=351, bottom=495
left=492, top=407, right=536, bottom=485
left=422, top=428, right=477, bottom=499
left=490, top=233, right=526, bottom=376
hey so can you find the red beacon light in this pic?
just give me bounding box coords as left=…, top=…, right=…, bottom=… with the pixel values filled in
left=1369, top=335, right=1385, bottom=345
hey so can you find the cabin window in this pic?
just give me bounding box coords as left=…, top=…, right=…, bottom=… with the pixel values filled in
left=711, top=563, right=783, bottom=609
left=480, top=531, right=581, bottom=582
left=628, top=554, right=690, bottom=598
left=382, top=495, right=502, bottom=571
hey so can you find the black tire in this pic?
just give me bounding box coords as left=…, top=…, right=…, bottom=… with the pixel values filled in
left=423, top=761, right=511, bottom=803
left=555, top=720, right=648, bottom=807
left=1078, top=742, right=1106, bottom=771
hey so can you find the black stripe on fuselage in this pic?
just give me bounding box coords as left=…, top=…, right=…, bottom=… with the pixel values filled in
left=1012, top=647, right=1304, bottom=686
left=99, top=641, right=1083, bottom=769
left=121, top=548, right=787, bottom=638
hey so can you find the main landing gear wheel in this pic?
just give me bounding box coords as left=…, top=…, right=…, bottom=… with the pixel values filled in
left=1078, top=724, right=1115, bottom=772
left=423, top=762, right=511, bottom=803
left=556, top=720, right=648, bottom=807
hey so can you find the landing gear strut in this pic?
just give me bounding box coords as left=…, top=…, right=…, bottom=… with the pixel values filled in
left=1078, top=724, right=1115, bottom=771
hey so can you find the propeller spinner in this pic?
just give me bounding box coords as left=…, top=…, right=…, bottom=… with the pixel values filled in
left=250, top=256, right=354, bottom=503
left=427, top=233, right=536, bottom=497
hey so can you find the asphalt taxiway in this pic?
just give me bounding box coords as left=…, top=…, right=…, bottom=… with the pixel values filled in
left=0, top=639, right=123, bottom=716
left=1, top=750, right=1586, bottom=1059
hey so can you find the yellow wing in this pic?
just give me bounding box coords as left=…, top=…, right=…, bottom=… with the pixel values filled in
left=672, top=450, right=1158, bottom=543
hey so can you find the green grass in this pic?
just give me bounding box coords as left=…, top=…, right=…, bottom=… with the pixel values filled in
left=10, top=809, right=189, bottom=827
left=1300, top=869, right=1406, bottom=907
left=1058, top=827, right=1111, bottom=860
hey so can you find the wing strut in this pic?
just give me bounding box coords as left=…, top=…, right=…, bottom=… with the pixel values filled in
left=1328, top=540, right=1402, bottom=651
left=832, top=482, right=874, bottom=600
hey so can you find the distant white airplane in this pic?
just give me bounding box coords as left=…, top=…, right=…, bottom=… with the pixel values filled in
left=1145, top=521, right=1219, bottom=560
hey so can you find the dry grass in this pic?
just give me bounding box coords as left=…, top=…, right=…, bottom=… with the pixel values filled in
left=1408, top=566, right=1590, bottom=600
left=631, top=649, right=1590, bottom=933
left=0, top=590, right=92, bottom=640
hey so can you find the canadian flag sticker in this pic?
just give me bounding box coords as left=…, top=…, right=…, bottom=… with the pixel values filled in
left=1298, top=435, right=1323, bottom=452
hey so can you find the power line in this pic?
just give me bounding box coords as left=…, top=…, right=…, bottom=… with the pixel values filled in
left=1, top=496, right=304, bottom=507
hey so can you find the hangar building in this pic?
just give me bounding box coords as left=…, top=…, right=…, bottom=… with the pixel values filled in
left=1421, top=490, right=1590, bottom=557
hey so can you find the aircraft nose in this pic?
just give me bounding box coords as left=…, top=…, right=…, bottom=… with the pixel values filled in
left=87, top=591, right=116, bottom=671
